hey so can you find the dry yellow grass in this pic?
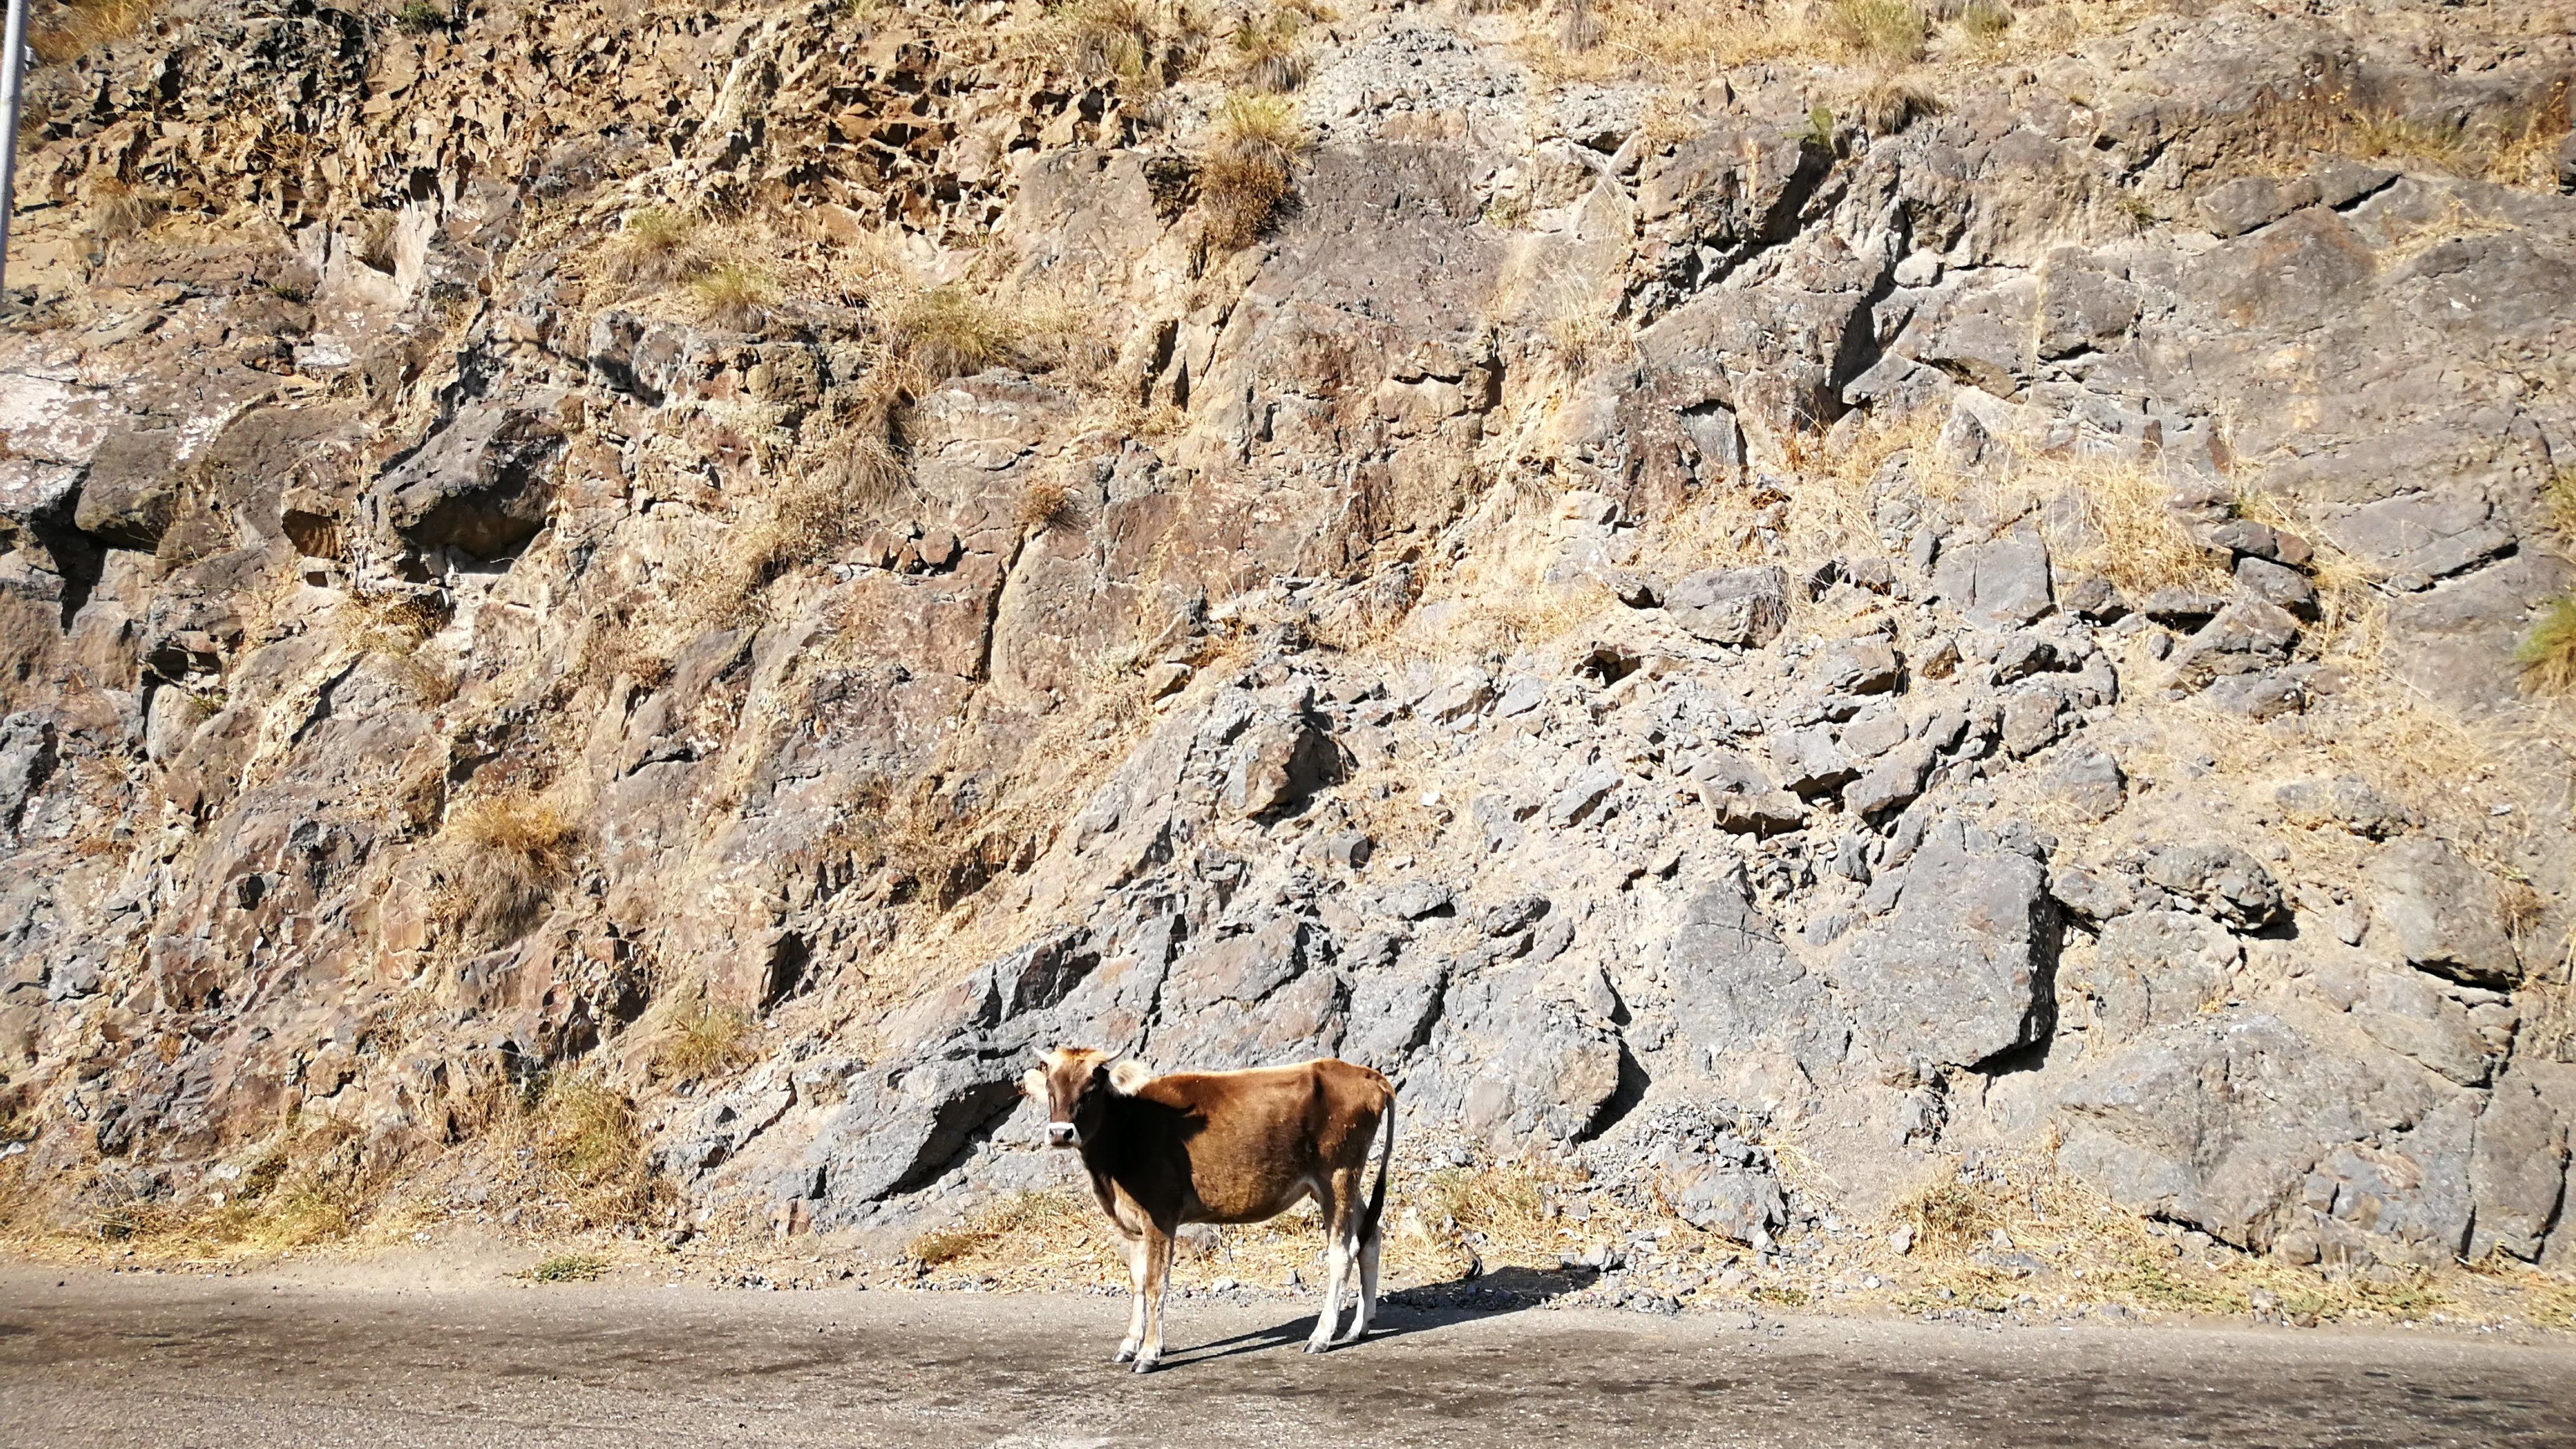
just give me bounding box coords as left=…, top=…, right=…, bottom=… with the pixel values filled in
left=1198, top=94, right=1306, bottom=251
left=650, top=1006, right=758, bottom=1084
left=889, top=286, right=1017, bottom=381
left=2219, top=80, right=2574, bottom=194
left=1010, top=0, right=1201, bottom=89
left=1229, top=7, right=1310, bottom=93
left=1876, top=1150, right=2459, bottom=1326
left=2516, top=598, right=2576, bottom=697
left=520, top=1074, right=663, bottom=1229
left=3, top=1118, right=382, bottom=1261
left=601, top=206, right=708, bottom=288
left=1015, top=473, right=1084, bottom=535
left=2035, top=459, right=2234, bottom=600
left=688, top=262, right=780, bottom=331
left=32, top=0, right=155, bottom=62
left=334, top=594, right=454, bottom=704
left=438, top=791, right=579, bottom=951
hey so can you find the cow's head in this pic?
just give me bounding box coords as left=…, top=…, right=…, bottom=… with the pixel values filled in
left=1021, top=1046, right=1152, bottom=1148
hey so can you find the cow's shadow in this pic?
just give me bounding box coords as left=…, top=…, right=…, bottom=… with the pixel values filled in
left=1167, top=1266, right=1599, bottom=1368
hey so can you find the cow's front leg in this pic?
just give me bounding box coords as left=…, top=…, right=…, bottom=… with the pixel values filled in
left=1134, top=1225, right=1174, bottom=1373
left=1114, top=1231, right=1147, bottom=1363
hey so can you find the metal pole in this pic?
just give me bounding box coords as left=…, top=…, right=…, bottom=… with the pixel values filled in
left=0, top=0, right=28, bottom=303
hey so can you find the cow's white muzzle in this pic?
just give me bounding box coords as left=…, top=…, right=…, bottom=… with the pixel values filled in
left=1046, top=1123, right=1078, bottom=1148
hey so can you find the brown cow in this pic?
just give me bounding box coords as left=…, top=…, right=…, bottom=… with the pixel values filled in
left=1021, top=1047, right=1397, bottom=1372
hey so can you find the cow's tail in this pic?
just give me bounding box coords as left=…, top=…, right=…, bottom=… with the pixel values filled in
left=1359, top=1085, right=1398, bottom=1243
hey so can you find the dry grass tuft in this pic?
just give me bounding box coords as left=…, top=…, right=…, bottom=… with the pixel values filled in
left=2544, top=467, right=2576, bottom=547
left=1879, top=1150, right=2456, bottom=1326
left=650, top=1006, right=758, bottom=1084
left=1016, top=474, right=1085, bottom=536
left=688, top=263, right=780, bottom=331
left=677, top=412, right=910, bottom=618
left=523, top=1251, right=610, bottom=1282
left=1889, top=1174, right=2001, bottom=1254
left=439, top=791, right=579, bottom=950
left=1231, top=8, right=1310, bottom=93
left=1853, top=76, right=1939, bottom=134
left=1544, top=313, right=1626, bottom=378
left=32, top=0, right=155, bottom=62
left=1198, top=94, right=1307, bottom=251
left=1821, top=0, right=1927, bottom=68
left=38, top=1119, right=387, bottom=1260
left=520, top=1074, right=663, bottom=1228
left=602, top=206, right=708, bottom=288
left=335, top=594, right=454, bottom=704
left=2515, top=597, right=2576, bottom=697
left=85, top=179, right=167, bottom=248
left=2035, top=459, right=2234, bottom=600
left=1014, top=0, right=1200, bottom=89
left=2228, top=80, right=2575, bottom=194
left=889, top=287, right=1018, bottom=381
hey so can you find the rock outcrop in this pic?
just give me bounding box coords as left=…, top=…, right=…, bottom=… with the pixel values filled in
left=0, top=0, right=2572, bottom=1282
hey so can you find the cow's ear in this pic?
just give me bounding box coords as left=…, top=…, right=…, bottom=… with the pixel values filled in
left=1107, top=1060, right=1153, bottom=1096
left=1019, top=1067, right=1047, bottom=1101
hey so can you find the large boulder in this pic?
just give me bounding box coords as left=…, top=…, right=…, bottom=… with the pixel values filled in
left=1664, top=566, right=1789, bottom=647
left=375, top=404, right=566, bottom=558
left=1663, top=870, right=1849, bottom=1081
left=2367, top=838, right=2521, bottom=987
left=1932, top=526, right=2053, bottom=629
left=2055, top=1009, right=2473, bottom=1260
left=1834, top=823, right=2058, bottom=1070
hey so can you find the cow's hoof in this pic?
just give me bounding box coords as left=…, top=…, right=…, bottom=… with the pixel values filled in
left=1131, top=1356, right=1160, bottom=1374
left=1112, top=1344, right=1137, bottom=1364
left=1303, top=1338, right=1333, bottom=1354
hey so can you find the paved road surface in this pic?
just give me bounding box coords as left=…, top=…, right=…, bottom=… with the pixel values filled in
left=4, top=1265, right=2572, bottom=1447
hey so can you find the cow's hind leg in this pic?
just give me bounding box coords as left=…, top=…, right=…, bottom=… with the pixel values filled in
left=1340, top=1220, right=1382, bottom=1345
left=1134, top=1224, right=1174, bottom=1374
left=1113, top=1229, right=1147, bottom=1363
left=1305, top=1182, right=1353, bottom=1353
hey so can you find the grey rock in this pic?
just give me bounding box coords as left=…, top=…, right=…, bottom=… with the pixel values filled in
left=1665, top=873, right=1849, bottom=1080
left=2168, top=602, right=2301, bottom=692
left=1222, top=715, right=1338, bottom=819
left=2055, top=1009, right=2461, bottom=1255
left=0, top=714, right=60, bottom=840
left=1811, top=638, right=1902, bottom=695
left=2198, top=672, right=2305, bottom=719
left=1382, top=882, right=1456, bottom=921
left=1771, top=725, right=1859, bottom=798
left=2366, top=839, right=2521, bottom=988
left=2039, top=747, right=2125, bottom=822
left=1543, top=762, right=1622, bottom=826
left=2469, top=1063, right=2573, bottom=1262
left=1834, top=823, right=2057, bottom=1069
left=1343, top=961, right=1450, bottom=1070
left=2348, top=970, right=2499, bottom=1088
left=1933, top=526, right=2054, bottom=629
left=2330, top=492, right=2515, bottom=583
left=2197, top=175, right=2321, bottom=237
left=2047, top=864, right=2134, bottom=923
left=1482, top=894, right=1552, bottom=937
left=2235, top=555, right=2319, bottom=619
left=2087, top=910, right=2241, bottom=1039
left=376, top=403, right=566, bottom=559
left=2142, top=844, right=2285, bottom=930
left=2275, top=776, right=2404, bottom=839
left=1841, top=742, right=1935, bottom=821
left=1666, top=566, right=1790, bottom=647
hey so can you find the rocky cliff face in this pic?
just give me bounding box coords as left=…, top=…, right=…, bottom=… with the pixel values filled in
left=3, top=0, right=2575, bottom=1284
